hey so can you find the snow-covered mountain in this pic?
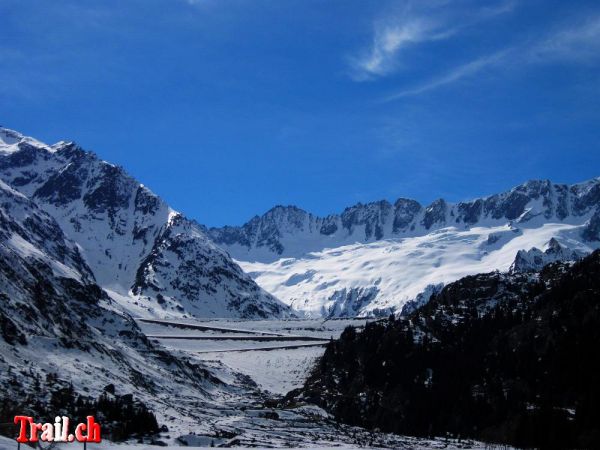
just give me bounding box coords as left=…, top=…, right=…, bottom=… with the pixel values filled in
left=209, top=178, right=600, bottom=317
left=0, top=127, right=290, bottom=319
left=0, top=178, right=229, bottom=432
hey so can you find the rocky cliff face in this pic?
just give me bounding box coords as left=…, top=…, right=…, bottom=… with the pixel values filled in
left=0, top=127, right=290, bottom=318
left=509, top=237, right=585, bottom=273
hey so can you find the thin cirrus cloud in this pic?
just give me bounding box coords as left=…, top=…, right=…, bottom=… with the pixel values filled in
left=383, top=14, right=600, bottom=101
left=530, top=16, right=600, bottom=63
left=348, top=0, right=515, bottom=82
left=383, top=50, right=510, bottom=101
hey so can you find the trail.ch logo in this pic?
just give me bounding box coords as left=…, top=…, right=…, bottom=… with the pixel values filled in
left=14, top=416, right=101, bottom=443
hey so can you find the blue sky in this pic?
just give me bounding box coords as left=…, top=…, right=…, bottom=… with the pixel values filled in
left=1, top=0, right=600, bottom=226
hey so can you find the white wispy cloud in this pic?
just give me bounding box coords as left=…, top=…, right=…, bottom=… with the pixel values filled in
left=383, top=50, right=510, bottom=100
left=529, top=16, right=600, bottom=64
left=349, top=0, right=515, bottom=81
left=382, top=13, right=600, bottom=100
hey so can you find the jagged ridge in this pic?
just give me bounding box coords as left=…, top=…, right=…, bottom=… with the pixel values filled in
left=209, top=178, right=600, bottom=260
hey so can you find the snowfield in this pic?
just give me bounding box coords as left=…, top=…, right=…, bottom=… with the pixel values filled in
left=238, top=221, right=596, bottom=317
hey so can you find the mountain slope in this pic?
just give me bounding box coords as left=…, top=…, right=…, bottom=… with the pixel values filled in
left=0, top=179, right=226, bottom=436
left=210, top=179, right=600, bottom=317
left=0, top=127, right=290, bottom=319
left=291, top=250, right=600, bottom=449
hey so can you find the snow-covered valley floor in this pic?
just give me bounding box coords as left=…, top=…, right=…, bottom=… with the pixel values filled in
left=137, top=318, right=367, bottom=396
left=125, top=318, right=505, bottom=448
left=0, top=318, right=508, bottom=449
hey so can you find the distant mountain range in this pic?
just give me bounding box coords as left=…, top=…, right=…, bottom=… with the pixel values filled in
left=2, top=126, right=599, bottom=320
left=209, top=178, right=600, bottom=317
left=0, top=127, right=290, bottom=319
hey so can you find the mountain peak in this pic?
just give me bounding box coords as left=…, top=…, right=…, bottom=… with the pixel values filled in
left=0, top=127, right=26, bottom=153
left=0, top=127, right=291, bottom=319
left=0, top=126, right=64, bottom=155
left=547, top=237, right=562, bottom=252
left=265, top=204, right=308, bottom=215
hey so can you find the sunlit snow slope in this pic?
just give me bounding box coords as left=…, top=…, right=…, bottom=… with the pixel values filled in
left=210, top=179, right=600, bottom=317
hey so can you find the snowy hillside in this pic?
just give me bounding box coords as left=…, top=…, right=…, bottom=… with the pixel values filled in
left=210, top=179, right=600, bottom=317
left=0, top=127, right=290, bottom=319
left=0, top=178, right=233, bottom=436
